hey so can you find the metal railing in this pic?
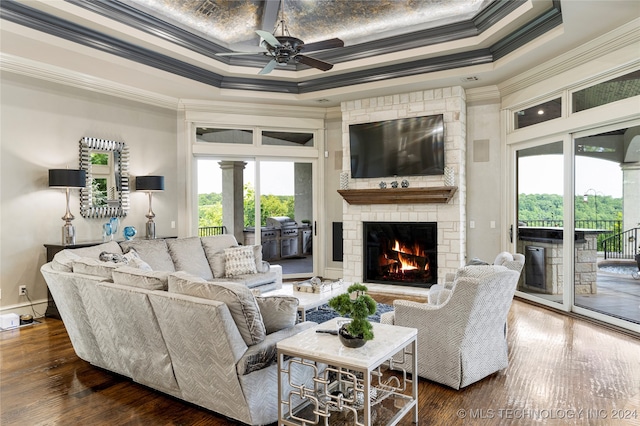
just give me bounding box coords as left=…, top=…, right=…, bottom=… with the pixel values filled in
left=602, top=228, right=639, bottom=260
left=519, top=220, right=622, bottom=252
left=198, top=226, right=226, bottom=237
left=520, top=219, right=621, bottom=231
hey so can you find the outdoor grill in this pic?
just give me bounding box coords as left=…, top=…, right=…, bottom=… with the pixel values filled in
left=267, top=216, right=299, bottom=258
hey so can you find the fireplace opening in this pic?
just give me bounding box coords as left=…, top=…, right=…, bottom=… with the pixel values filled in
left=364, top=222, right=437, bottom=287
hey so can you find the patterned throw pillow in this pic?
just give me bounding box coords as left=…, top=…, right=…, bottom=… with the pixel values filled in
left=224, top=246, right=257, bottom=277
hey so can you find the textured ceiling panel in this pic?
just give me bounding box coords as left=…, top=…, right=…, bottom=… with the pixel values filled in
left=121, top=0, right=491, bottom=46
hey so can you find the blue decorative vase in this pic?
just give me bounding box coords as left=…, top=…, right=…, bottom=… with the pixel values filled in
left=102, top=222, right=112, bottom=242
left=109, top=217, right=120, bottom=237
left=123, top=226, right=137, bottom=241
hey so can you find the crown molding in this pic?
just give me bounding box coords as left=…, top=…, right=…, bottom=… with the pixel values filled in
left=0, top=53, right=179, bottom=110
left=1, top=0, right=562, bottom=96
left=466, top=86, right=502, bottom=105
left=498, top=18, right=640, bottom=96
left=179, top=99, right=329, bottom=120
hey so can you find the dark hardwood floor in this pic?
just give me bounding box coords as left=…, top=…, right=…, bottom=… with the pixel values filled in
left=2, top=294, right=639, bottom=425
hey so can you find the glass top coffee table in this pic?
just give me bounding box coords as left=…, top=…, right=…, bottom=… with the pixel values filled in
left=262, top=281, right=349, bottom=321
left=277, top=318, right=418, bottom=425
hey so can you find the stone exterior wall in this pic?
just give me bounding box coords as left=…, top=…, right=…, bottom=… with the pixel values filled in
left=517, top=233, right=599, bottom=295
left=340, top=87, right=466, bottom=285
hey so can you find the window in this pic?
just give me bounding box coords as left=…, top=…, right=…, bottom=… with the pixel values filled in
left=572, top=70, right=640, bottom=113
left=514, top=98, right=562, bottom=129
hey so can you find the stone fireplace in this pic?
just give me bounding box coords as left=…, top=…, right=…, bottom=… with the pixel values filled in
left=340, top=87, right=466, bottom=286
left=364, top=222, right=437, bottom=287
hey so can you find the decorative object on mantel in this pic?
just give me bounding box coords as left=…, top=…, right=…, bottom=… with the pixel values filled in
left=327, top=283, right=377, bottom=348
left=379, top=181, right=387, bottom=189
left=444, top=166, right=455, bottom=187
left=123, top=226, right=137, bottom=240
left=339, top=171, right=349, bottom=190
left=338, top=186, right=458, bottom=205
left=401, top=179, right=409, bottom=188
left=391, top=178, right=399, bottom=188
left=136, top=175, right=164, bottom=239
left=294, top=277, right=343, bottom=293
left=49, top=168, right=87, bottom=245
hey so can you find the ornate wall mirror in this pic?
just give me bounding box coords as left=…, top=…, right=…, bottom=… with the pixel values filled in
left=79, top=137, right=130, bottom=218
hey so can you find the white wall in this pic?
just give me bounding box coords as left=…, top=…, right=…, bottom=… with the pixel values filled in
left=0, top=72, right=178, bottom=315
left=465, top=101, right=504, bottom=261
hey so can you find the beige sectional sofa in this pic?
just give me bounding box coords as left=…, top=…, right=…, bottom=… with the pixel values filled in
left=40, top=235, right=316, bottom=425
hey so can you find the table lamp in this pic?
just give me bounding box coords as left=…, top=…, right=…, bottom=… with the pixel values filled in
left=136, top=175, right=164, bottom=239
left=49, top=169, right=87, bottom=245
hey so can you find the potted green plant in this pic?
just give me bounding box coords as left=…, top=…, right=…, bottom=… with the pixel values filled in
left=328, top=283, right=377, bottom=348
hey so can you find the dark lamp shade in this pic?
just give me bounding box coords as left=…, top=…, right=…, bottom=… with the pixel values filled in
left=49, top=169, right=86, bottom=188
left=136, top=175, right=165, bottom=191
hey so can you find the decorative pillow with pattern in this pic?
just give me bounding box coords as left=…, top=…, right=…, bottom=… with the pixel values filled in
left=224, top=246, right=257, bottom=277
left=256, top=296, right=299, bottom=334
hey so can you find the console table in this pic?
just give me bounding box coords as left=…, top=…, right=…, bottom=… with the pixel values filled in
left=277, top=318, right=418, bottom=425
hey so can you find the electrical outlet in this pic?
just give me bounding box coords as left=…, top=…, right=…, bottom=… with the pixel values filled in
left=19, top=285, right=26, bottom=296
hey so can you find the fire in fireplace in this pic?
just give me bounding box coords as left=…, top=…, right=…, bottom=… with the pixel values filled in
left=363, top=222, right=437, bottom=287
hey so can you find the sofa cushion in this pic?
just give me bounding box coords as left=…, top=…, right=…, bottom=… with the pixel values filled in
left=224, top=246, right=257, bottom=277
left=112, top=266, right=171, bottom=291
left=52, top=241, right=122, bottom=272
left=72, top=257, right=121, bottom=278
left=213, top=270, right=278, bottom=289
left=165, top=237, right=214, bottom=280
left=168, top=273, right=266, bottom=346
left=119, top=239, right=175, bottom=272
left=256, top=296, right=299, bottom=334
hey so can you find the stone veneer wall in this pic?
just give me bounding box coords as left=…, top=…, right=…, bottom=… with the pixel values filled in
left=340, top=86, right=467, bottom=285
left=517, top=234, right=599, bottom=295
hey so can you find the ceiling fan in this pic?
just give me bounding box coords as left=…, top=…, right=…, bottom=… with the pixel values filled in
left=216, top=0, right=344, bottom=75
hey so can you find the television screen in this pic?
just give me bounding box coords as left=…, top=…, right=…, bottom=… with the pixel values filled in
left=349, top=114, right=444, bottom=178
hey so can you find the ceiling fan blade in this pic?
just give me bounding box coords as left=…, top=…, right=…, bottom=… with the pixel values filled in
left=296, top=55, right=334, bottom=71
left=256, top=30, right=281, bottom=47
left=302, top=38, right=344, bottom=53
left=258, top=59, right=278, bottom=75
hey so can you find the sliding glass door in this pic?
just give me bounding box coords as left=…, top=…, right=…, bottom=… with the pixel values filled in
left=197, top=157, right=315, bottom=278
left=515, top=141, right=565, bottom=305
left=573, top=128, right=638, bottom=324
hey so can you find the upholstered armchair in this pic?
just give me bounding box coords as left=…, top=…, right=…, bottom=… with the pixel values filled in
left=380, top=268, right=521, bottom=389
left=429, top=252, right=524, bottom=304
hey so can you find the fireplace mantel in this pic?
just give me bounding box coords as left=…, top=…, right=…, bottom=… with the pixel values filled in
left=338, top=186, right=457, bottom=205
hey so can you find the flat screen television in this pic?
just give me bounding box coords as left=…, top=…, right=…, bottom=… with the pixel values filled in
left=349, top=114, right=444, bottom=178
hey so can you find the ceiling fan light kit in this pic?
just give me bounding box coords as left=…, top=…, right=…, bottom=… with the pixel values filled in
left=217, top=0, right=344, bottom=74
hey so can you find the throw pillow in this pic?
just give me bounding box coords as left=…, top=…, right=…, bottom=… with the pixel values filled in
left=225, top=246, right=257, bottom=277
left=168, top=274, right=266, bottom=346
left=256, top=296, right=299, bottom=334
left=119, top=239, right=176, bottom=272
left=210, top=252, right=227, bottom=278
left=112, top=266, right=170, bottom=290
left=99, top=248, right=153, bottom=271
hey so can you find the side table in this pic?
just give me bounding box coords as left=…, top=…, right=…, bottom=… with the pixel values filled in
left=277, top=318, right=418, bottom=425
